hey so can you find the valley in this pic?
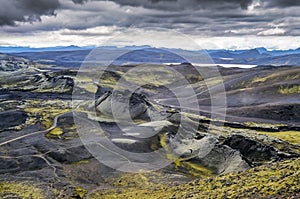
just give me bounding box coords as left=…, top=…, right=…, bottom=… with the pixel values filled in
left=0, top=50, right=299, bottom=198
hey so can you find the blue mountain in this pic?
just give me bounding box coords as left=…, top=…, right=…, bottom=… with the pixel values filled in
left=0, top=45, right=95, bottom=53
left=2, top=45, right=300, bottom=67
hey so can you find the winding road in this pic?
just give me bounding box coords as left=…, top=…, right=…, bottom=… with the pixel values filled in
left=0, top=111, right=72, bottom=147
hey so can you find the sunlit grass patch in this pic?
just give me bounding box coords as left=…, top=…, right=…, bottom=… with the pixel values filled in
left=98, top=158, right=300, bottom=199
left=24, top=100, right=71, bottom=128
left=0, top=182, right=45, bottom=199
left=122, top=66, right=178, bottom=87
left=278, top=85, right=300, bottom=94
left=258, top=131, right=300, bottom=145
left=48, top=127, right=63, bottom=136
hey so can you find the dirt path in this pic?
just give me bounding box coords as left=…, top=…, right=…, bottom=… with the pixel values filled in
left=0, top=111, right=72, bottom=147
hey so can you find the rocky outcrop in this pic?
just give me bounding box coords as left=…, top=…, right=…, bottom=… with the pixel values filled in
left=48, top=145, right=93, bottom=164
left=194, top=144, right=250, bottom=174
left=0, top=54, right=30, bottom=72
left=32, top=72, right=74, bottom=93
left=223, top=135, right=286, bottom=163
left=159, top=112, right=250, bottom=175
left=96, top=91, right=149, bottom=119
left=95, top=90, right=171, bottom=121
left=169, top=132, right=250, bottom=175
left=2, top=71, right=74, bottom=94
left=94, top=92, right=253, bottom=175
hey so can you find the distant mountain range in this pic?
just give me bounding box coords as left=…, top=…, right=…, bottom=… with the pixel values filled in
left=0, top=45, right=95, bottom=53
left=1, top=45, right=300, bottom=67
left=208, top=47, right=300, bottom=66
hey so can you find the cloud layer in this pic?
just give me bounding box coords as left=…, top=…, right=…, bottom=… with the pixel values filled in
left=0, top=0, right=299, bottom=49
left=0, top=0, right=60, bottom=25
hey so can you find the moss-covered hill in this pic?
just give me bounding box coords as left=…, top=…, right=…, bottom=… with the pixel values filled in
left=97, top=158, right=300, bottom=199
left=1, top=159, right=298, bottom=198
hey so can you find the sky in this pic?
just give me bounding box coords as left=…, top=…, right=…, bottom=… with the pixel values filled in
left=0, top=0, right=300, bottom=50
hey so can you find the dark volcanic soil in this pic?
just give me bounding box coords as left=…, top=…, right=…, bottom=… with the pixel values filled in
left=0, top=60, right=299, bottom=198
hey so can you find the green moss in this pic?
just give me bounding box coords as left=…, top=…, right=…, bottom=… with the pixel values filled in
left=252, top=75, right=271, bottom=83
left=84, top=83, right=98, bottom=93
left=114, top=173, right=150, bottom=188
left=122, top=66, right=178, bottom=87
left=75, top=75, right=100, bottom=93
left=99, top=158, right=300, bottom=198
left=159, top=134, right=214, bottom=177
left=75, top=75, right=94, bottom=82
left=284, top=74, right=300, bottom=80
left=71, top=159, right=90, bottom=165
left=179, top=161, right=214, bottom=177
left=0, top=182, right=45, bottom=199
left=159, top=133, right=179, bottom=162
left=258, top=131, right=300, bottom=145
left=24, top=100, right=71, bottom=128
left=244, top=121, right=285, bottom=128
left=76, top=73, right=121, bottom=91
left=75, top=187, right=88, bottom=198
left=48, top=127, right=64, bottom=136
left=278, top=85, right=300, bottom=94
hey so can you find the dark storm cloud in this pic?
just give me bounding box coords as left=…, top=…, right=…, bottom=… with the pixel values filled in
left=103, top=0, right=300, bottom=10
left=263, top=0, right=300, bottom=8
left=0, top=0, right=60, bottom=26
left=1, top=0, right=300, bottom=38
left=96, top=0, right=253, bottom=10
left=71, top=0, right=88, bottom=4
left=0, top=0, right=93, bottom=26
left=62, top=0, right=258, bottom=34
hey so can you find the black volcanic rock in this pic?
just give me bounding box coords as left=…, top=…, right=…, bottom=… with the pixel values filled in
left=95, top=90, right=150, bottom=120
left=223, top=135, right=282, bottom=163
left=0, top=110, right=27, bottom=131
left=48, top=145, right=92, bottom=164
